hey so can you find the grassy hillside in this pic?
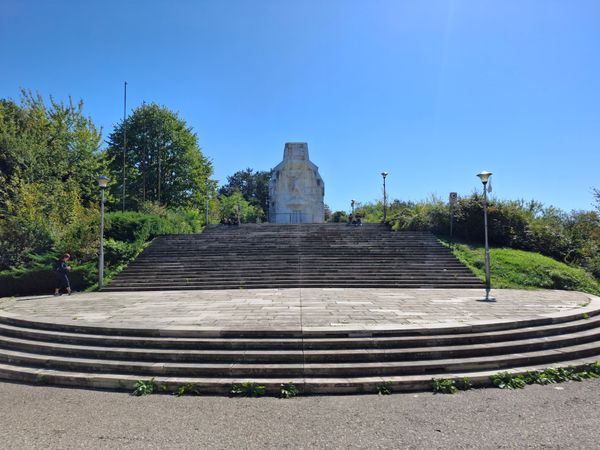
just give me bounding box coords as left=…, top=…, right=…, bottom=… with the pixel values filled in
left=443, top=240, right=600, bottom=296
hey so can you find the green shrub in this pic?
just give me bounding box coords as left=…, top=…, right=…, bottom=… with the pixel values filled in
left=174, top=383, right=200, bottom=397
left=432, top=378, right=458, bottom=394
left=280, top=382, right=299, bottom=398
left=230, top=382, right=266, bottom=397
left=104, top=239, right=139, bottom=266
left=0, top=262, right=90, bottom=297
left=132, top=378, right=158, bottom=396
left=376, top=381, right=393, bottom=395
left=490, top=372, right=526, bottom=389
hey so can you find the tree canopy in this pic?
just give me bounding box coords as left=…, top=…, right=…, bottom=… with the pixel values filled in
left=218, top=168, right=271, bottom=220
left=0, top=91, right=106, bottom=269
left=105, top=103, right=213, bottom=210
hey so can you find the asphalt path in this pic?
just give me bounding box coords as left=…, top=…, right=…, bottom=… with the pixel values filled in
left=0, top=379, right=599, bottom=449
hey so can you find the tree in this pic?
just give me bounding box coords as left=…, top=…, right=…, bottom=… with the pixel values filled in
left=218, top=168, right=271, bottom=219
left=331, top=211, right=348, bottom=223
left=0, top=91, right=106, bottom=269
left=594, top=188, right=600, bottom=213
left=217, top=192, right=261, bottom=223
left=105, top=103, right=212, bottom=210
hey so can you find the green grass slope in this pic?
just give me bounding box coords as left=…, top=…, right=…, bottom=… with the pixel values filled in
left=443, top=241, right=600, bottom=296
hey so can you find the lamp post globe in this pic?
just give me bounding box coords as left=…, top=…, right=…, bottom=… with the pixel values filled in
left=381, top=172, right=389, bottom=223
left=477, top=170, right=495, bottom=301
left=97, top=176, right=109, bottom=290
left=477, top=171, right=492, bottom=184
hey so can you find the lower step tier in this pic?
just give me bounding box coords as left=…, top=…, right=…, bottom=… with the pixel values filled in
left=0, top=357, right=598, bottom=395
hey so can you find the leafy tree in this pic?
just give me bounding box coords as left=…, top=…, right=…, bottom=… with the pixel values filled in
left=331, top=211, right=348, bottom=223
left=0, top=91, right=105, bottom=269
left=324, top=204, right=332, bottom=222
left=105, top=103, right=212, bottom=210
left=218, top=168, right=271, bottom=219
left=217, top=192, right=261, bottom=223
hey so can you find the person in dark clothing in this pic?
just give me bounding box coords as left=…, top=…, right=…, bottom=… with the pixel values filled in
left=53, top=253, right=72, bottom=296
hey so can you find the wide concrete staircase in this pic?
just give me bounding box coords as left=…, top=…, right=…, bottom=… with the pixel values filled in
left=104, top=224, right=483, bottom=291
left=0, top=303, right=599, bottom=394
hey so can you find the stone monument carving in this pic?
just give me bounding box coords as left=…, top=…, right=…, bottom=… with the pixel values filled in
left=268, top=143, right=325, bottom=224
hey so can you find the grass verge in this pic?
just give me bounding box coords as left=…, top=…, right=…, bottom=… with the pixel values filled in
left=441, top=239, right=600, bottom=296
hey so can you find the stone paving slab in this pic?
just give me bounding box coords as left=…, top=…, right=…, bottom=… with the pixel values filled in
left=0, top=288, right=597, bottom=332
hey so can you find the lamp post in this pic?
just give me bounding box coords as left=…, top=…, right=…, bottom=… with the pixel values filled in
left=381, top=172, right=388, bottom=223
left=98, top=176, right=109, bottom=290
left=351, top=199, right=356, bottom=217
left=477, top=171, right=495, bottom=301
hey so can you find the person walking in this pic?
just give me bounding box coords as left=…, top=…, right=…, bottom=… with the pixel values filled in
left=53, top=253, right=72, bottom=296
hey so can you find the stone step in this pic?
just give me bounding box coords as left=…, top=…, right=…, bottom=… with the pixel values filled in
left=114, top=273, right=476, bottom=281
left=0, top=339, right=598, bottom=378
left=2, top=314, right=599, bottom=350
left=3, top=307, right=596, bottom=339
left=1, top=327, right=598, bottom=364
left=103, top=283, right=485, bottom=291
left=108, top=227, right=482, bottom=291
left=0, top=357, right=596, bottom=395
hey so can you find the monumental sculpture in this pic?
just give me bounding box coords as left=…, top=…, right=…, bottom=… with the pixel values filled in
left=268, top=143, right=325, bottom=223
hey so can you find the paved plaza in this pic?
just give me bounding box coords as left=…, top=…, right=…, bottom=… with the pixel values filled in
left=0, top=288, right=595, bottom=332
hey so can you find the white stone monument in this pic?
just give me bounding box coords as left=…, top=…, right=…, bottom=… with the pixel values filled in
left=268, top=143, right=325, bottom=224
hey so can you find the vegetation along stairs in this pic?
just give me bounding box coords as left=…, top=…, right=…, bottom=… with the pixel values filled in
left=0, top=299, right=599, bottom=394
left=104, top=224, right=484, bottom=291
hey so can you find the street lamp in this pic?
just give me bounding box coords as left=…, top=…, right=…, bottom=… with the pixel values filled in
left=381, top=172, right=388, bottom=223
left=477, top=170, right=494, bottom=301
left=97, top=176, right=109, bottom=290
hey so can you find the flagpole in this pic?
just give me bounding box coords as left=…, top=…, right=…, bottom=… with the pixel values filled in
left=122, top=81, right=128, bottom=212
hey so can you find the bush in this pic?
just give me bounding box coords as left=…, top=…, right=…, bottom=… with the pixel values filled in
left=0, top=265, right=90, bottom=297
left=331, top=211, right=348, bottom=223
left=104, top=239, right=139, bottom=266
left=1, top=207, right=201, bottom=296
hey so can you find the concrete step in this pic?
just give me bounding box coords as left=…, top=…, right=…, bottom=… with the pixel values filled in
left=0, top=340, right=598, bottom=378
left=1, top=357, right=597, bottom=395
left=2, top=314, right=598, bottom=350
left=1, top=327, right=598, bottom=364
left=107, top=228, right=483, bottom=291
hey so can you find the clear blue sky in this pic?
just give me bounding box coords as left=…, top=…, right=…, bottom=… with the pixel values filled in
left=1, top=0, right=599, bottom=213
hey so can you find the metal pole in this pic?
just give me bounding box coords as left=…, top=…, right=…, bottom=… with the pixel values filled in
left=383, top=176, right=387, bottom=223
left=205, top=179, right=209, bottom=226
left=157, top=143, right=161, bottom=204
left=450, top=205, right=454, bottom=239
left=482, top=183, right=492, bottom=300
left=99, top=188, right=105, bottom=290
left=122, top=81, right=127, bottom=212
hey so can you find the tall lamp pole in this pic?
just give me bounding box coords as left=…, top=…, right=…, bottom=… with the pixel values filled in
left=381, top=171, right=388, bottom=223
left=477, top=171, right=495, bottom=301
left=122, top=81, right=127, bottom=212
left=98, top=176, right=110, bottom=290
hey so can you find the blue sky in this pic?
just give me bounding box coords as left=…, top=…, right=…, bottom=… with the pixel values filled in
left=1, top=0, right=599, bottom=213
